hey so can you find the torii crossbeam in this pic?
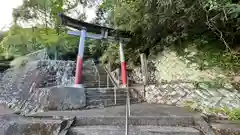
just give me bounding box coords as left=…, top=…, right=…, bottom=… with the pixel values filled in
left=58, top=13, right=133, bottom=87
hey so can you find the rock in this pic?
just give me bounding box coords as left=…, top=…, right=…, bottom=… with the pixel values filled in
left=233, top=76, right=240, bottom=83
left=193, top=114, right=214, bottom=135
left=43, top=87, right=86, bottom=111
left=211, top=120, right=240, bottom=135
left=0, top=113, right=74, bottom=135
left=0, top=105, right=74, bottom=135
left=224, top=83, right=234, bottom=89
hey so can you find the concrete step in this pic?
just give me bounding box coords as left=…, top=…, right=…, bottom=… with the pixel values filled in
left=68, top=126, right=200, bottom=135
left=74, top=116, right=195, bottom=127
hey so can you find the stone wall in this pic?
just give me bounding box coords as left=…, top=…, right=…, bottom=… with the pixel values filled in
left=0, top=60, right=76, bottom=114
left=146, top=83, right=240, bottom=113
left=129, top=48, right=240, bottom=117
left=0, top=58, right=111, bottom=115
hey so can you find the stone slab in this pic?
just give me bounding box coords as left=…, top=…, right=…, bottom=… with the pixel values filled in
left=29, top=103, right=198, bottom=117
left=0, top=109, right=74, bottom=135
left=43, top=87, right=86, bottom=111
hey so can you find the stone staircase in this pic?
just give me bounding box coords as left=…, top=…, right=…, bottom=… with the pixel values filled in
left=82, top=64, right=115, bottom=88
left=81, top=62, right=144, bottom=109
left=29, top=104, right=202, bottom=135
left=67, top=105, right=200, bottom=135
left=74, top=63, right=201, bottom=135
left=38, top=70, right=57, bottom=88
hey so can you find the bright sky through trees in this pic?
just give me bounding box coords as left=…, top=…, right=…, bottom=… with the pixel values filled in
left=0, top=0, right=22, bottom=30
left=0, top=0, right=97, bottom=31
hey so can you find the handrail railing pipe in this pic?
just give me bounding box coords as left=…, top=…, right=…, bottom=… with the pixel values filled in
left=91, top=60, right=100, bottom=88
left=125, top=96, right=129, bottom=135
left=127, top=77, right=131, bottom=116
left=104, top=66, right=118, bottom=105
left=103, top=65, right=130, bottom=135
left=107, top=75, right=109, bottom=88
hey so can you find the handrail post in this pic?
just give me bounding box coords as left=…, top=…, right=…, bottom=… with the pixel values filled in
left=125, top=89, right=129, bottom=135
left=127, top=78, right=130, bottom=116
left=114, top=87, right=117, bottom=104
left=107, top=75, right=109, bottom=88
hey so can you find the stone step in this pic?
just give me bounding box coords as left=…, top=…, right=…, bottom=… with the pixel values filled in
left=83, top=77, right=111, bottom=81
left=84, top=85, right=115, bottom=88
left=83, top=78, right=113, bottom=82
left=74, top=116, right=195, bottom=127
left=85, top=88, right=143, bottom=104
left=83, top=82, right=114, bottom=84
left=86, top=100, right=126, bottom=107
left=68, top=125, right=200, bottom=135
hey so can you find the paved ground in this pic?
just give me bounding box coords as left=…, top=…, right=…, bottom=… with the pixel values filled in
left=29, top=103, right=198, bottom=117
left=0, top=104, right=13, bottom=115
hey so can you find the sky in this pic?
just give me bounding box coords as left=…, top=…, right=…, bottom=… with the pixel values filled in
left=0, top=0, right=97, bottom=31
left=0, top=0, right=23, bottom=30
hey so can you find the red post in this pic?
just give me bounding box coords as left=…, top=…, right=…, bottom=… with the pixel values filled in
left=119, top=41, right=127, bottom=86
left=75, top=29, right=86, bottom=84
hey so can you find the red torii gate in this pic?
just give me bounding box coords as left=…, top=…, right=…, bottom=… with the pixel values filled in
left=58, top=13, right=132, bottom=87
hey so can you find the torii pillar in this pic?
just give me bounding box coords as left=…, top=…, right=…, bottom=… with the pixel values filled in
left=74, top=29, right=86, bottom=85
left=72, top=29, right=127, bottom=88
left=119, top=41, right=127, bottom=87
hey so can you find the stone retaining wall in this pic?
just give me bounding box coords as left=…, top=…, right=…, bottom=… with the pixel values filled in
left=146, top=82, right=240, bottom=113
left=128, top=49, right=240, bottom=117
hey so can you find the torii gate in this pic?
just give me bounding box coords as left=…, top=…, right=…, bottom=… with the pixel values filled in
left=58, top=13, right=133, bottom=87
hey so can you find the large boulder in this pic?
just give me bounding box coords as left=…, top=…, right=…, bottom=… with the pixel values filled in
left=0, top=114, right=74, bottom=135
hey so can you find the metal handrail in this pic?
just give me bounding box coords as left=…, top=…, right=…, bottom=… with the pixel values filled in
left=104, top=65, right=130, bottom=135
left=125, top=77, right=130, bottom=135
left=104, top=66, right=118, bottom=104
left=104, top=66, right=118, bottom=87
left=91, top=60, right=101, bottom=88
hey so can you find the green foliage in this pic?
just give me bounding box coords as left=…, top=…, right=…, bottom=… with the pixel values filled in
left=229, top=108, right=240, bottom=120
left=0, top=25, right=82, bottom=59
left=3, top=0, right=101, bottom=61
left=2, top=0, right=240, bottom=71
left=96, top=0, right=240, bottom=67
left=172, top=38, right=240, bottom=73
left=184, top=101, right=240, bottom=120
left=0, top=25, right=42, bottom=57
left=100, top=43, right=120, bottom=64
left=207, top=107, right=240, bottom=120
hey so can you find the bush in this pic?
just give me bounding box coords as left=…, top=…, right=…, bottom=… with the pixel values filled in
left=229, top=108, right=240, bottom=120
